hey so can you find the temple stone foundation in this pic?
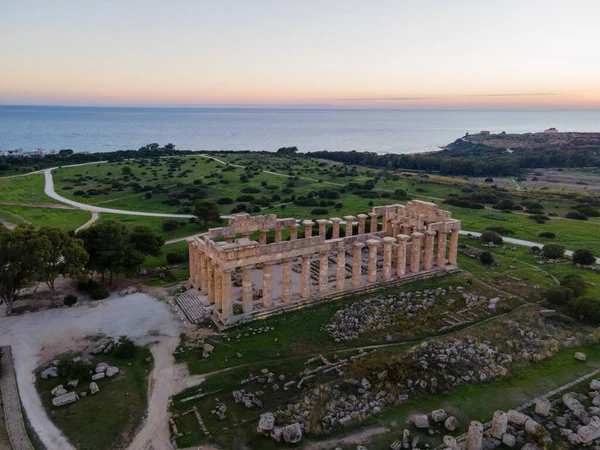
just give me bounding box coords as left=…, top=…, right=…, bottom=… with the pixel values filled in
left=188, top=201, right=461, bottom=327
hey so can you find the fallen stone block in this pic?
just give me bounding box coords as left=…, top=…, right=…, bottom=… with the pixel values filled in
left=52, top=391, right=78, bottom=406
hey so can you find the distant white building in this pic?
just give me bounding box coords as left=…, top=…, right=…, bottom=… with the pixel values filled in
left=6, top=149, right=24, bottom=158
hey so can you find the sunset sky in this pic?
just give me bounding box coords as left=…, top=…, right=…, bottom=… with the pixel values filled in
left=1, top=0, right=599, bottom=109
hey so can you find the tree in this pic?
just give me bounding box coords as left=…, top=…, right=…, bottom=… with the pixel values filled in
left=121, top=166, right=132, bottom=175
left=130, top=225, right=164, bottom=257
left=37, top=227, right=89, bottom=307
left=162, top=219, right=181, bottom=232
left=77, top=221, right=160, bottom=285
left=277, top=146, right=299, bottom=155
left=572, top=249, right=595, bottom=265
left=541, top=244, right=565, bottom=259
left=193, top=200, right=220, bottom=226
left=546, top=287, right=573, bottom=305
left=0, top=227, right=43, bottom=315
left=164, top=143, right=176, bottom=151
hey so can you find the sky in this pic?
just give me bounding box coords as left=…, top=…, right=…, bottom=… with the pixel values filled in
left=1, top=0, right=600, bottom=109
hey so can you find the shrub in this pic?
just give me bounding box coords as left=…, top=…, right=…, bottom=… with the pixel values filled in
left=311, top=208, right=329, bottom=215
left=392, top=188, right=408, bottom=200
left=114, top=336, right=137, bottom=358
left=90, top=285, right=110, bottom=300
left=538, top=232, right=555, bottom=239
left=57, top=358, right=92, bottom=380
left=541, top=244, right=565, bottom=259
left=144, top=192, right=152, bottom=199
left=443, top=198, right=485, bottom=209
left=485, top=177, right=494, bottom=183
left=236, top=194, right=255, bottom=202
left=479, top=251, right=494, bottom=265
left=217, top=197, right=233, bottom=205
left=573, top=206, right=600, bottom=217
left=77, top=279, right=109, bottom=300
left=486, top=226, right=513, bottom=235
left=546, top=287, right=573, bottom=305
left=572, top=249, right=596, bottom=265
left=74, top=190, right=86, bottom=196
left=528, top=214, right=549, bottom=223
left=241, top=187, right=261, bottom=194
left=561, top=275, right=586, bottom=297
left=494, top=199, right=515, bottom=210
left=480, top=230, right=503, bottom=245
left=166, top=253, right=187, bottom=264
left=63, top=294, right=78, bottom=307
left=568, top=297, right=600, bottom=324
left=162, top=219, right=181, bottom=232
left=566, top=211, right=588, bottom=221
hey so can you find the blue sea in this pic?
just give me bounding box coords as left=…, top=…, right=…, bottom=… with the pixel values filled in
left=1, top=106, right=599, bottom=154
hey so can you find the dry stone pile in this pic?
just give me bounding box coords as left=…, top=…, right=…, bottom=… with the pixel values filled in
left=324, top=287, right=504, bottom=341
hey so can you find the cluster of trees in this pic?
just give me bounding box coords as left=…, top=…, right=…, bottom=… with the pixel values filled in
left=0, top=221, right=165, bottom=315
left=0, top=143, right=183, bottom=174
left=307, top=142, right=600, bottom=176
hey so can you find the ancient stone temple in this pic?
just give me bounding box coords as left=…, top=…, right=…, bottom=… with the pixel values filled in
left=188, top=201, right=460, bottom=326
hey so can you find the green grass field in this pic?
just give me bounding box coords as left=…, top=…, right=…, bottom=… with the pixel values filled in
left=0, top=205, right=91, bottom=231
left=0, top=173, right=58, bottom=204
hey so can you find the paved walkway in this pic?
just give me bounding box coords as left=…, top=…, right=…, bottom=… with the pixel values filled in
left=0, top=347, right=34, bottom=450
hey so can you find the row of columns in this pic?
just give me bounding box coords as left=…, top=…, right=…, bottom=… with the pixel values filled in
left=252, top=213, right=386, bottom=245
left=190, top=228, right=459, bottom=320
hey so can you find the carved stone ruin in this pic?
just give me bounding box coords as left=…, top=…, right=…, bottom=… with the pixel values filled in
left=188, top=201, right=461, bottom=326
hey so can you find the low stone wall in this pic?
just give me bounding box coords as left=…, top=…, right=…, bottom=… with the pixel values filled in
left=0, top=346, right=35, bottom=450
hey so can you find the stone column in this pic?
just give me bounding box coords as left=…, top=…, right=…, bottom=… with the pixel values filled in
left=319, top=252, right=329, bottom=295
left=396, top=234, right=410, bottom=277
left=466, top=421, right=483, bottom=450
left=207, top=262, right=215, bottom=304
left=282, top=258, right=292, bottom=302
left=366, top=239, right=379, bottom=283
left=369, top=213, right=378, bottom=232
left=303, top=220, right=314, bottom=238
left=316, top=219, right=327, bottom=237
left=384, top=216, right=393, bottom=235
left=436, top=230, right=448, bottom=267
left=352, top=242, right=364, bottom=287
left=221, top=269, right=233, bottom=321
left=274, top=227, right=283, bottom=243
left=242, top=266, right=253, bottom=313
left=331, top=218, right=341, bottom=238
left=301, top=255, right=311, bottom=298
left=336, top=243, right=346, bottom=290
left=402, top=224, right=412, bottom=235
left=259, top=230, right=267, bottom=245
left=188, top=242, right=197, bottom=286
left=289, top=223, right=299, bottom=241
left=357, top=214, right=368, bottom=234
left=262, top=263, right=273, bottom=307
left=382, top=237, right=395, bottom=280
left=448, top=229, right=459, bottom=266
left=214, top=268, right=223, bottom=310
left=490, top=411, right=507, bottom=440
left=344, top=216, right=355, bottom=237
left=410, top=232, right=424, bottom=273
left=424, top=230, right=436, bottom=270
left=199, top=253, right=208, bottom=294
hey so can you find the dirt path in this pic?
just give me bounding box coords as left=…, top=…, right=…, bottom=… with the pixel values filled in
left=0, top=201, right=76, bottom=209
left=75, top=211, right=98, bottom=232
left=0, top=293, right=184, bottom=450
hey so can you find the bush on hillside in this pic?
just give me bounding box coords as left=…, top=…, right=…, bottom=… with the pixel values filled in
left=572, top=249, right=596, bottom=265
left=560, top=274, right=586, bottom=298
left=479, top=251, right=494, bottom=265
left=480, top=230, right=503, bottom=245
left=162, top=219, right=181, bottom=232
left=538, top=232, right=555, bottom=239
left=77, top=279, right=110, bottom=300
left=486, top=226, right=513, bottom=235
left=566, top=211, right=588, bottom=221
left=310, top=208, right=329, bottom=215
left=494, top=198, right=515, bottom=210
left=541, top=244, right=565, bottom=259
left=546, top=287, right=574, bottom=305
left=114, top=336, right=137, bottom=359
left=529, top=214, right=550, bottom=223
left=568, top=297, right=600, bottom=324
